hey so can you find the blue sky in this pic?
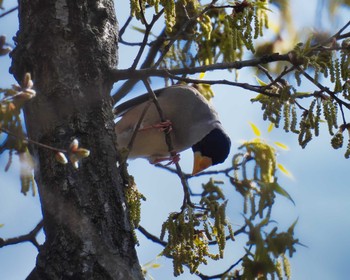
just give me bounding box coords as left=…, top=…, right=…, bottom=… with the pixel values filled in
left=1, top=1, right=350, bottom=279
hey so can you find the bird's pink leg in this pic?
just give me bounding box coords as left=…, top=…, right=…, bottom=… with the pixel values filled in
left=139, top=120, right=173, bottom=133
left=151, top=152, right=180, bottom=166
left=165, top=153, right=180, bottom=166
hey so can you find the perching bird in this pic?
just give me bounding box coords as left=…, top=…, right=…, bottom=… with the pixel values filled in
left=114, top=85, right=231, bottom=174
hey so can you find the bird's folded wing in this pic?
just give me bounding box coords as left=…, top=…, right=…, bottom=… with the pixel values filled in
left=113, top=88, right=164, bottom=117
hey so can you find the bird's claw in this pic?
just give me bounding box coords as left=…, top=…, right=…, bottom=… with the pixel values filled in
left=165, top=153, right=180, bottom=166
left=152, top=152, right=180, bottom=166
left=139, top=120, right=173, bottom=133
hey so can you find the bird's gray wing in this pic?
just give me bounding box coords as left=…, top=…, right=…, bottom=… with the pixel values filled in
left=113, top=88, right=165, bottom=117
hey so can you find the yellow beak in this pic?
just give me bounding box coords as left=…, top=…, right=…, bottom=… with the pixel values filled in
left=192, top=151, right=213, bottom=175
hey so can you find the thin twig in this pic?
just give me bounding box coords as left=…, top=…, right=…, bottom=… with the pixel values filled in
left=111, top=53, right=291, bottom=82
left=197, top=243, right=252, bottom=280
left=263, top=66, right=296, bottom=90
left=118, top=16, right=145, bottom=46
left=138, top=222, right=247, bottom=247
left=119, top=16, right=133, bottom=39
left=118, top=40, right=144, bottom=47
left=0, top=127, right=67, bottom=153
left=338, top=31, right=350, bottom=40
left=117, top=100, right=153, bottom=169
left=257, top=65, right=274, bottom=82
left=333, top=20, right=350, bottom=39
left=142, top=79, right=193, bottom=209
left=155, top=164, right=236, bottom=179
left=297, top=66, right=350, bottom=110
left=131, top=10, right=164, bottom=70
left=339, top=103, right=347, bottom=125
left=294, top=100, right=308, bottom=112
left=138, top=225, right=167, bottom=246
left=112, top=29, right=167, bottom=104
left=111, top=51, right=290, bottom=109
left=152, top=0, right=218, bottom=68
left=111, top=8, right=350, bottom=109
left=0, top=6, right=18, bottom=18
left=198, top=257, right=244, bottom=279
left=310, top=20, right=350, bottom=47
left=165, top=74, right=265, bottom=95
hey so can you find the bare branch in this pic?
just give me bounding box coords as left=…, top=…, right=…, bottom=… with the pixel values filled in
left=166, top=74, right=264, bottom=95
left=0, top=127, right=67, bottom=153
left=142, top=79, right=193, bottom=209
left=112, top=1, right=222, bottom=104
left=296, top=66, right=350, bottom=110
left=111, top=17, right=350, bottom=109
left=152, top=0, right=219, bottom=68
left=137, top=223, right=247, bottom=248
left=155, top=164, right=235, bottom=179
left=131, top=10, right=164, bottom=70
left=333, top=20, right=350, bottom=40
left=263, top=66, right=296, bottom=90
left=338, top=31, right=350, bottom=40
left=0, top=220, right=43, bottom=250
left=197, top=257, right=243, bottom=279
left=112, top=29, right=167, bottom=104
left=0, top=6, right=18, bottom=19
left=110, top=53, right=291, bottom=83
left=257, top=65, right=274, bottom=82
left=197, top=245, right=252, bottom=280
left=118, top=16, right=141, bottom=46
left=138, top=225, right=167, bottom=247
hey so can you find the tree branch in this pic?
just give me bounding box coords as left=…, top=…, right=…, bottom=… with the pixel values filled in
left=165, top=74, right=264, bottom=95
left=112, top=0, right=222, bottom=105
left=297, top=66, right=350, bottom=110
left=0, top=220, right=43, bottom=250
left=112, top=29, right=167, bottom=104
left=142, top=79, right=193, bottom=209
left=197, top=256, right=243, bottom=280
left=155, top=164, right=236, bottom=180
left=0, top=127, right=67, bottom=153
left=138, top=225, right=167, bottom=247
left=152, top=0, right=219, bottom=68
left=333, top=20, right=350, bottom=40
left=111, top=0, right=291, bottom=107
left=110, top=53, right=291, bottom=82
left=197, top=245, right=253, bottom=280
left=130, top=9, right=164, bottom=70
left=118, top=16, right=143, bottom=46
left=138, top=223, right=247, bottom=249
left=0, top=6, right=18, bottom=18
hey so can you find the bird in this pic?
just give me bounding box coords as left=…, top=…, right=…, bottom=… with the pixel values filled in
left=114, top=84, right=231, bottom=174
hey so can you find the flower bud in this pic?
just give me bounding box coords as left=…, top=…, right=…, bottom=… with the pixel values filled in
left=55, top=152, right=68, bottom=165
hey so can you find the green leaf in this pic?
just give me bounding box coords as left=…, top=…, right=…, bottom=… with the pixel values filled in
left=272, top=181, right=295, bottom=204
left=249, top=122, right=261, bottom=137
left=294, top=91, right=312, bottom=98
left=255, top=76, right=268, bottom=86
left=288, top=218, right=298, bottom=233
left=267, top=122, right=274, bottom=133
left=131, top=26, right=146, bottom=34
left=274, top=142, right=289, bottom=150
left=277, top=163, right=293, bottom=177
left=150, top=263, right=161, bottom=269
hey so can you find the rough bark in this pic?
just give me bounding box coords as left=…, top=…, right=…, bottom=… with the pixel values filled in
left=11, top=0, right=143, bottom=279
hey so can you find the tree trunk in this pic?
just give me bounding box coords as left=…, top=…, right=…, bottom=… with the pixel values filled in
left=11, top=1, right=143, bottom=279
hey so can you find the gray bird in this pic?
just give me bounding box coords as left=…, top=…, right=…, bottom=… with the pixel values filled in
left=114, top=85, right=231, bottom=174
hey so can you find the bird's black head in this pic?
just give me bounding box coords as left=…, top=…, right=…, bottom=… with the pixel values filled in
left=192, top=128, right=231, bottom=166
